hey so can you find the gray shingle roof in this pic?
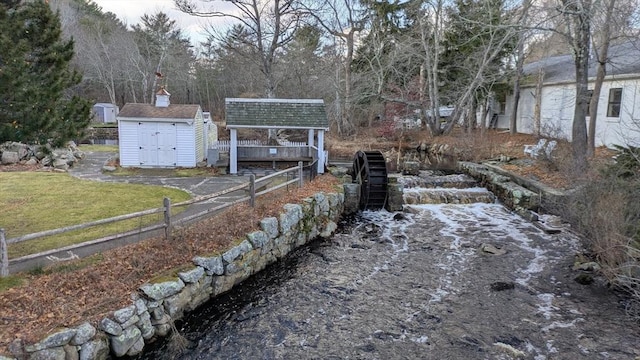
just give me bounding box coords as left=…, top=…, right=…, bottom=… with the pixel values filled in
left=523, top=40, right=640, bottom=85
left=225, top=98, right=329, bottom=129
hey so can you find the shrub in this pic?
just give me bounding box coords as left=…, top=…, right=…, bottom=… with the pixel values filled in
left=563, top=146, right=640, bottom=308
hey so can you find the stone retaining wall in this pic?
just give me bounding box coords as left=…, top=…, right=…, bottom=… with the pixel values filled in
left=4, top=191, right=344, bottom=360
left=84, top=127, right=118, bottom=141
left=458, top=162, right=541, bottom=220
left=477, top=162, right=572, bottom=214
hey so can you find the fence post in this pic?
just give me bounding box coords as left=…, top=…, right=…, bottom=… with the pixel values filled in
left=163, top=197, right=171, bottom=240
left=249, top=174, right=256, bottom=207
left=298, top=161, right=304, bottom=187
left=1, top=229, right=8, bottom=277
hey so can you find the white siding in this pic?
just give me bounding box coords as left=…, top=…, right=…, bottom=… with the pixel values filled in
left=176, top=123, right=196, bottom=167
left=118, top=120, right=140, bottom=167
left=540, top=86, right=573, bottom=140
left=194, top=109, right=205, bottom=163
left=516, top=78, right=640, bottom=147
left=516, top=90, right=536, bottom=134
left=595, top=80, right=640, bottom=147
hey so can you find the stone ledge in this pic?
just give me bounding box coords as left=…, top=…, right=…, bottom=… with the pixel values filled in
left=477, top=162, right=575, bottom=214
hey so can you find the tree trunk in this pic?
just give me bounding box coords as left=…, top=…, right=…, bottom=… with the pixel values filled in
left=343, top=32, right=354, bottom=135
left=587, top=0, right=615, bottom=157
left=510, top=34, right=525, bottom=134
left=534, top=69, right=543, bottom=136
left=481, top=96, right=491, bottom=134
left=570, top=2, right=591, bottom=171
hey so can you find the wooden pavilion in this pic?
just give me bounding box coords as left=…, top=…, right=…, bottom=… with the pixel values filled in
left=224, top=98, right=329, bottom=174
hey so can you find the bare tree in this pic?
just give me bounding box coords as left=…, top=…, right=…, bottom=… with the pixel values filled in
left=586, top=0, right=615, bottom=156
left=299, top=0, right=366, bottom=135
left=75, top=15, right=133, bottom=105
left=175, top=0, right=301, bottom=98
left=176, top=0, right=302, bottom=141
left=132, top=12, right=193, bottom=104
left=418, top=0, right=446, bottom=136
left=585, top=0, right=639, bottom=155
left=414, top=0, right=517, bottom=136
left=558, top=0, right=592, bottom=171
left=509, top=0, right=533, bottom=135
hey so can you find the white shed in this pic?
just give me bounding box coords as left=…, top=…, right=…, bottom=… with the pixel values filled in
left=92, top=103, right=119, bottom=123
left=117, top=88, right=205, bottom=168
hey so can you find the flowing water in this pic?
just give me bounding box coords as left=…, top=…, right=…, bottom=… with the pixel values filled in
left=135, top=172, right=640, bottom=360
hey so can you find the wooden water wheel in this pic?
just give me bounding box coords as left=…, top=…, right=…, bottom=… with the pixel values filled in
left=352, top=150, right=388, bottom=210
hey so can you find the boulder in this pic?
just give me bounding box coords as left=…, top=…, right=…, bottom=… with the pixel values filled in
left=70, top=322, right=96, bottom=346
left=1, top=151, right=19, bottom=165
left=79, top=339, right=109, bottom=360
left=178, top=267, right=205, bottom=284
left=222, top=240, right=253, bottom=264
left=259, top=217, right=279, bottom=239
left=139, top=279, right=185, bottom=301
left=110, top=326, right=142, bottom=358
left=192, top=255, right=224, bottom=275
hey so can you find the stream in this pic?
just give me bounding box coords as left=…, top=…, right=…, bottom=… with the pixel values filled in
left=134, top=172, right=640, bottom=360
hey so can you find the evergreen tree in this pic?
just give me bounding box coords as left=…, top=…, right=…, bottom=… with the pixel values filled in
left=0, top=0, right=91, bottom=146
left=439, top=0, right=514, bottom=105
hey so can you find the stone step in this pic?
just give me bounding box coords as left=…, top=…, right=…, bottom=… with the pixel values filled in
left=403, top=188, right=496, bottom=205
left=394, top=172, right=479, bottom=189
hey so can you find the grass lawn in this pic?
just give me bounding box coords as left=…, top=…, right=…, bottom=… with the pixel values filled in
left=78, top=144, right=118, bottom=152
left=0, top=172, right=191, bottom=258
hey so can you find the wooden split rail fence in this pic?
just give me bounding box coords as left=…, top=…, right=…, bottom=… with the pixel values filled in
left=0, top=161, right=317, bottom=277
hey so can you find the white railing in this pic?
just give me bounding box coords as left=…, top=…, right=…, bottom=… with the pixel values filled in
left=211, top=140, right=308, bottom=151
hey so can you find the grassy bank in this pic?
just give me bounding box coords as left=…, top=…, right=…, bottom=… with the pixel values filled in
left=0, top=172, right=191, bottom=258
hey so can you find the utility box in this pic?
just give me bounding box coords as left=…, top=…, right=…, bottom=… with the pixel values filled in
left=207, top=149, right=220, bottom=166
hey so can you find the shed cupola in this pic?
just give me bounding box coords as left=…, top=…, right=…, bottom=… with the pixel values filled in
left=155, top=87, right=171, bottom=107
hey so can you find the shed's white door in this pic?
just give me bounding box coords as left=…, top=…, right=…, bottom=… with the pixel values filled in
left=157, top=123, right=177, bottom=166
left=138, top=122, right=177, bottom=167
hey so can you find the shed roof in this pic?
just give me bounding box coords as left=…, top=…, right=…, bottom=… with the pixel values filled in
left=225, top=98, right=329, bottom=129
left=93, top=103, right=118, bottom=108
left=118, top=103, right=201, bottom=121
left=523, top=40, right=640, bottom=85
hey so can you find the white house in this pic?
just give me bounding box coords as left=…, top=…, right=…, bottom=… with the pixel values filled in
left=92, top=103, right=119, bottom=123
left=496, top=41, right=640, bottom=147
left=117, top=88, right=206, bottom=168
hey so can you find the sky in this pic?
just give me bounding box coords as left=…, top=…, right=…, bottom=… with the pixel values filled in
left=92, top=0, right=232, bottom=45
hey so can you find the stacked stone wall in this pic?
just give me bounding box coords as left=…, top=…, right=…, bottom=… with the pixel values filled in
left=458, top=162, right=541, bottom=220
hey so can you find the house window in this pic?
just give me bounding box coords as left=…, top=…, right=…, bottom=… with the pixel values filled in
left=607, top=88, right=622, bottom=117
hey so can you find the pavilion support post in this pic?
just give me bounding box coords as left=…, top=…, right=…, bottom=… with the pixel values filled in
left=230, top=128, right=238, bottom=174
left=317, top=130, right=325, bottom=174
left=308, top=129, right=315, bottom=158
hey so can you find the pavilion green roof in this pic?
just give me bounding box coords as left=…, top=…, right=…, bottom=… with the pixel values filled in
left=225, top=98, right=329, bottom=129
